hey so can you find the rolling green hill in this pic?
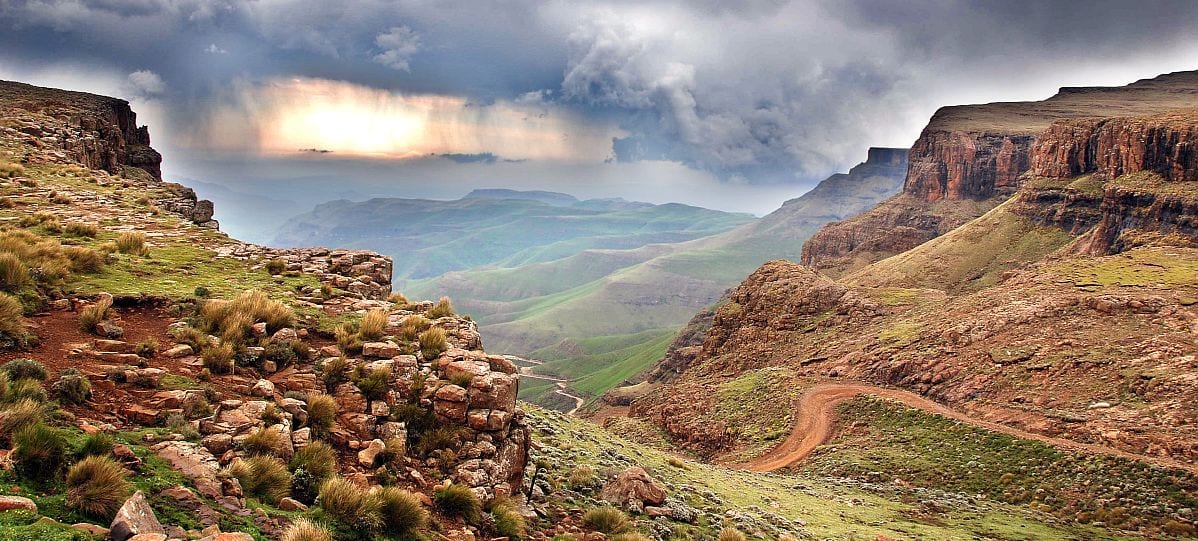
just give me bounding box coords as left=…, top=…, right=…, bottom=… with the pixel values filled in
left=407, top=148, right=909, bottom=407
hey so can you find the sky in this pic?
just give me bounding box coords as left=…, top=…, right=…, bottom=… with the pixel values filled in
left=3, top=0, right=1198, bottom=221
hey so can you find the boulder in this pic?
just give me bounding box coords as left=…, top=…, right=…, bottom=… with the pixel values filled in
left=358, top=439, right=385, bottom=467
left=278, top=497, right=308, bottom=512
left=250, top=379, right=275, bottom=397
left=363, top=341, right=401, bottom=359
left=0, top=495, right=36, bottom=512
left=600, top=467, right=667, bottom=511
left=110, top=491, right=165, bottom=541
left=96, top=320, right=124, bottom=339
left=163, top=344, right=193, bottom=358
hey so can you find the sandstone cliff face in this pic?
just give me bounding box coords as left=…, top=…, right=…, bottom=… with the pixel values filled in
left=1030, top=112, right=1198, bottom=181
left=905, top=131, right=1033, bottom=201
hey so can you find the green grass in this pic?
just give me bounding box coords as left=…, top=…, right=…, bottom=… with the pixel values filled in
left=1049, top=247, right=1198, bottom=289
left=798, top=396, right=1198, bottom=538
left=526, top=328, right=675, bottom=405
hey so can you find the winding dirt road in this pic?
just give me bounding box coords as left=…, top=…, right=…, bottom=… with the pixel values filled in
left=739, top=382, right=1198, bottom=474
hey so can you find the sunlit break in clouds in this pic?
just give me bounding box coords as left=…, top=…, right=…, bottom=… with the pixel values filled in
left=195, top=78, right=623, bottom=161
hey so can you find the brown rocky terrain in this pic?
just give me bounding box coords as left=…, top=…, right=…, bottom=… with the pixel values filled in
left=632, top=71, right=1198, bottom=478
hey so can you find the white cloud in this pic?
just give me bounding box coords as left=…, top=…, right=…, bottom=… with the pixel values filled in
left=372, top=26, right=421, bottom=71
left=126, top=69, right=166, bottom=96
left=204, top=43, right=228, bottom=54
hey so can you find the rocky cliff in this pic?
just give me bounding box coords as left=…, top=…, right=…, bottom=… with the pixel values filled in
left=801, top=71, right=1198, bottom=275
left=634, top=70, right=1198, bottom=471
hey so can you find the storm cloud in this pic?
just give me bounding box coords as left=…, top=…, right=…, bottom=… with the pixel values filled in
left=3, top=0, right=1198, bottom=209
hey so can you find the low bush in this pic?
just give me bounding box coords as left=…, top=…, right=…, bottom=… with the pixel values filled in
left=78, top=298, right=112, bottom=334
left=434, top=483, right=481, bottom=523
left=376, top=437, right=406, bottom=466
left=359, top=308, right=388, bottom=341
left=1, top=358, right=46, bottom=382
left=582, top=507, right=629, bottom=534
left=428, top=296, right=455, bottom=318
left=76, top=431, right=115, bottom=458
left=115, top=231, right=149, bottom=256
left=415, top=426, right=461, bottom=458
left=491, top=498, right=526, bottom=540
left=305, top=393, right=338, bottom=437
left=242, top=427, right=290, bottom=458
left=165, top=413, right=199, bottom=440
left=226, top=455, right=291, bottom=504
left=265, top=258, right=287, bottom=275
left=355, top=368, right=391, bottom=412
left=318, top=477, right=382, bottom=531
left=7, top=378, right=46, bottom=403
left=63, top=222, right=99, bottom=238
left=418, top=327, right=448, bottom=360
left=66, top=455, right=132, bottom=519
left=12, top=423, right=68, bottom=482
left=261, top=403, right=284, bottom=425
left=449, top=372, right=473, bottom=388
left=52, top=369, right=91, bottom=405
left=568, top=464, right=596, bottom=489
left=135, top=338, right=157, bottom=358
left=281, top=518, right=332, bottom=541
left=375, top=486, right=427, bottom=536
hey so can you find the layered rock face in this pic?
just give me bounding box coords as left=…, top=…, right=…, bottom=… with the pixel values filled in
left=0, top=80, right=161, bottom=180
left=802, top=71, right=1198, bottom=275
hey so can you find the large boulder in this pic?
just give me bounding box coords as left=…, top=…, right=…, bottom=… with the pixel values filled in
left=600, top=467, right=667, bottom=512
left=110, top=491, right=165, bottom=541
left=0, top=495, right=36, bottom=512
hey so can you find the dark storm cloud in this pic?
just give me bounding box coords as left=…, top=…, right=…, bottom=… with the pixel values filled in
left=2, top=0, right=1198, bottom=186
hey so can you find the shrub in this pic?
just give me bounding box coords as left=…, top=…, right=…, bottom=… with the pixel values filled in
left=397, top=315, right=430, bottom=342
left=359, top=308, right=388, bottom=341
left=0, top=294, right=27, bottom=349
left=491, top=498, right=526, bottom=540
left=63, top=246, right=105, bottom=273
left=305, top=394, right=338, bottom=437
left=611, top=534, right=652, bottom=541
left=78, top=297, right=112, bottom=334
left=242, top=427, right=289, bottom=458
left=428, top=296, right=454, bottom=318
left=449, top=372, right=473, bottom=388
left=52, top=369, right=91, bottom=405
left=66, top=455, right=132, bottom=519
left=226, top=456, right=291, bottom=504
left=76, top=432, right=115, bottom=458
left=0, top=253, right=30, bottom=293
left=281, top=518, right=332, bottom=541
left=318, top=357, right=351, bottom=392
left=135, top=338, right=157, bottom=358
left=582, top=507, right=629, bottom=534
left=418, top=327, right=448, bottom=360
left=0, top=399, right=44, bottom=444
left=318, top=477, right=382, bottom=531
left=201, top=343, right=235, bottom=374
left=7, top=378, right=46, bottom=403
left=355, top=368, right=391, bottom=412
left=12, top=423, right=68, bottom=482
left=194, top=285, right=211, bottom=298
left=718, top=528, right=747, bottom=541
left=166, top=413, right=199, bottom=440
left=0, top=197, right=11, bottom=208
left=0, top=161, right=25, bottom=178
left=1, top=358, right=46, bottom=381
left=64, top=222, right=99, bottom=238
left=265, top=258, right=287, bottom=275
left=115, top=231, right=149, bottom=256
left=386, top=291, right=408, bottom=304
left=263, top=340, right=298, bottom=368
left=261, top=403, right=284, bottom=425
left=181, top=394, right=213, bottom=418
left=376, top=437, right=406, bottom=466
left=375, top=486, right=427, bottom=536
left=434, top=483, right=481, bottom=523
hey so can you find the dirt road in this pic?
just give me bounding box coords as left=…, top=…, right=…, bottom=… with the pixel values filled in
left=739, top=382, right=1198, bottom=474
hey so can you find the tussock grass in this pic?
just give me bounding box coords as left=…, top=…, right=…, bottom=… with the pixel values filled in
left=0, top=398, right=44, bottom=445
left=226, top=455, right=291, bottom=504
left=359, top=308, right=388, bottom=341
left=201, top=343, right=235, bottom=374
left=66, top=455, right=132, bottom=519
left=355, top=368, right=391, bottom=411
left=12, top=423, right=67, bottom=482
left=281, top=519, right=332, bottom=541
left=52, top=369, right=91, bottom=405
left=63, top=222, right=99, bottom=238
left=491, top=498, right=526, bottom=540
left=418, top=327, right=448, bottom=360
left=64, top=246, right=105, bottom=273
left=0, top=294, right=25, bottom=349
left=375, top=486, right=428, bottom=536
left=265, top=257, right=286, bottom=275
left=305, top=393, right=338, bottom=437
left=115, top=231, right=149, bottom=256
left=0, top=161, right=25, bottom=178
left=242, top=427, right=290, bottom=458
left=428, top=296, right=455, bottom=318
left=200, top=289, right=295, bottom=345
left=0, top=252, right=29, bottom=293
left=434, top=483, right=481, bottom=523
left=386, top=291, right=408, bottom=304
left=76, top=432, right=115, bottom=458
left=290, top=441, right=336, bottom=482
left=318, top=357, right=351, bottom=392
left=582, top=507, right=629, bottom=534
left=318, top=477, right=382, bottom=531
left=718, top=528, right=747, bottom=541
left=78, top=297, right=112, bottom=334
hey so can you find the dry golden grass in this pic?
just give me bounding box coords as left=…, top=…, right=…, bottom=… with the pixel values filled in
left=359, top=308, right=388, bottom=341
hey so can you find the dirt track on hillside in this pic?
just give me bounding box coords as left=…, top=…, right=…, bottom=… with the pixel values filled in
left=740, top=382, right=1198, bottom=474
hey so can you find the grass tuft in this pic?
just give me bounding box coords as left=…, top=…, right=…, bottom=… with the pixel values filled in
left=434, top=483, right=481, bottom=523
left=66, top=455, right=132, bottom=519
left=226, top=455, right=291, bottom=504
